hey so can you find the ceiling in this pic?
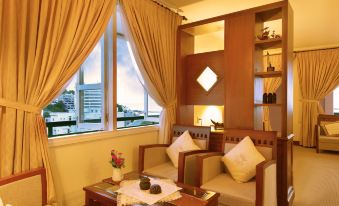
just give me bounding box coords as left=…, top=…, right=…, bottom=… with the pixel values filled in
left=164, top=0, right=339, bottom=50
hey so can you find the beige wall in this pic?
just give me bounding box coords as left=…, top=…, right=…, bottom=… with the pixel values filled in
left=194, top=31, right=224, bottom=53
left=48, top=127, right=159, bottom=206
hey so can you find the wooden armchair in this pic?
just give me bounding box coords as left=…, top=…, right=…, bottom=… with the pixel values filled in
left=316, top=114, right=339, bottom=153
left=196, top=129, right=277, bottom=206
left=0, top=168, right=47, bottom=206
left=139, top=125, right=211, bottom=186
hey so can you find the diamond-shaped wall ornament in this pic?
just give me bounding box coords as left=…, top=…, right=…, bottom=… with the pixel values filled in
left=197, top=66, right=218, bottom=92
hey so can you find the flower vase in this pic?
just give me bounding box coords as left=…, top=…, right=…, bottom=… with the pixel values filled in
left=112, top=167, right=123, bottom=182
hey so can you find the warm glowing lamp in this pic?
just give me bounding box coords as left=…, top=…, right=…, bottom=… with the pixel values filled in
left=196, top=66, right=218, bottom=92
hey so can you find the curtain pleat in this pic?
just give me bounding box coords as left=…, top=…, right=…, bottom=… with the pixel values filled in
left=0, top=0, right=114, bottom=203
left=119, top=0, right=182, bottom=143
left=296, top=48, right=339, bottom=147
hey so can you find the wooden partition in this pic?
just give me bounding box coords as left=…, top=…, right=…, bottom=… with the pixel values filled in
left=176, top=1, right=294, bottom=206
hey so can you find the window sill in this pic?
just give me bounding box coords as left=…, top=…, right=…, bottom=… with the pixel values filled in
left=48, top=125, right=159, bottom=148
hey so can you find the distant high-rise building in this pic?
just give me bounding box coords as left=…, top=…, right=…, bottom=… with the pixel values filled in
left=58, top=93, right=75, bottom=110
left=81, top=89, right=102, bottom=120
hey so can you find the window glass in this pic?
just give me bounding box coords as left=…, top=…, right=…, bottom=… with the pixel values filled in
left=81, top=41, right=103, bottom=84
left=148, top=95, right=162, bottom=117
left=117, top=37, right=149, bottom=128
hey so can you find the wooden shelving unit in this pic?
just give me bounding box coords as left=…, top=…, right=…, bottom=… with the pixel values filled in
left=254, top=38, right=282, bottom=49
left=254, top=103, right=282, bottom=107
left=253, top=3, right=294, bottom=206
left=254, top=71, right=282, bottom=78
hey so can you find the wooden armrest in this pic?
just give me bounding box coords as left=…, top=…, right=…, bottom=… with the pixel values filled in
left=196, top=152, right=224, bottom=187
left=177, top=149, right=210, bottom=185
left=139, top=144, right=170, bottom=173
left=256, top=160, right=277, bottom=206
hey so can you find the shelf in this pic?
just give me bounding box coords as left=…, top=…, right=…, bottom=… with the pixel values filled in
left=254, top=103, right=282, bottom=107
left=255, top=38, right=282, bottom=49
left=254, top=71, right=282, bottom=78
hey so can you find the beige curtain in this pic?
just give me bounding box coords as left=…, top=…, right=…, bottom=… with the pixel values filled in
left=0, top=0, right=114, bottom=203
left=119, top=0, right=182, bottom=143
left=296, top=48, right=339, bottom=147
left=262, top=54, right=282, bottom=131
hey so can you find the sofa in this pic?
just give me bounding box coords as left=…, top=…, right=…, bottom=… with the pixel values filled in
left=196, top=129, right=277, bottom=206
left=316, top=114, right=339, bottom=153
left=0, top=168, right=48, bottom=206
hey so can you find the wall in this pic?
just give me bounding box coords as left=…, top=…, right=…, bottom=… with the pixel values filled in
left=48, top=127, right=159, bottom=206
left=194, top=31, right=224, bottom=53
left=193, top=105, right=224, bottom=126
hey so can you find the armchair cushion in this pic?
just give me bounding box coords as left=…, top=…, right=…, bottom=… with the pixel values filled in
left=166, top=130, right=200, bottom=168
left=222, top=136, right=265, bottom=183
left=323, top=122, right=339, bottom=136
left=201, top=174, right=255, bottom=206
left=143, top=162, right=178, bottom=181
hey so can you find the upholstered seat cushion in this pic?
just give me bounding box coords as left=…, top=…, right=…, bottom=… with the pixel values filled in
left=319, top=135, right=339, bottom=143
left=143, top=162, right=178, bottom=181
left=201, top=173, right=255, bottom=206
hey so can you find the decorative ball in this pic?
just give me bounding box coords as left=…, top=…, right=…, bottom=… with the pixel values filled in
left=150, top=184, right=162, bottom=194
left=139, top=181, right=151, bottom=190
left=140, top=176, right=150, bottom=183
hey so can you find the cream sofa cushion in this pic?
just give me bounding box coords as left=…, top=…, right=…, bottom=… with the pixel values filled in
left=201, top=173, right=255, bottom=206
left=143, top=162, right=178, bottom=181
left=222, top=136, right=265, bottom=183
left=323, top=122, right=339, bottom=136
left=166, top=130, right=200, bottom=168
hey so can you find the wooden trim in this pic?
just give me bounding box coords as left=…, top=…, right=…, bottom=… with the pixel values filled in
left=138, top=144, right=170, bottom=173
left=0, top=168, right=47, bottom=205
left=196, top=152, right=224, bottom=187
left=177, top=149, right=209, bottom=184
left=224, top=129, right=277, bottom=159
left=172, top=124, right=211, bottom=149
left=256, top=160, right=277, bottom=206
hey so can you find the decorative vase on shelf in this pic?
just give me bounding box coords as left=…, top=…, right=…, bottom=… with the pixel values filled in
left=263, top=93, right=268, bottom=103
left=268, top=93, right=273, bottom=103
left=112, top=167, right=123, bottom=182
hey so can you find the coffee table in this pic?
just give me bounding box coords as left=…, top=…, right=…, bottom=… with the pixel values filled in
left=83, top=172, right=219, bottom=206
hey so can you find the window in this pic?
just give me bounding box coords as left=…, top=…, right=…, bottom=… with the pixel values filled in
left=116, top=36, right=161, bottom=128
left=44, top=13, right=162, bottom=138
left=334, top=86, right=339, bottom=115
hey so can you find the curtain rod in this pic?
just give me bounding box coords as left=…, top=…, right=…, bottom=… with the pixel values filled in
left=152, top=0, right=188, bottom=20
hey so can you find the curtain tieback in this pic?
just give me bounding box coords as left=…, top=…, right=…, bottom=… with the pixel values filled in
left=0, top=98, right=41, bottom=114
left=300, top=99, right=319, bottom=103
left=165, top=100, right=176, bottom=109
